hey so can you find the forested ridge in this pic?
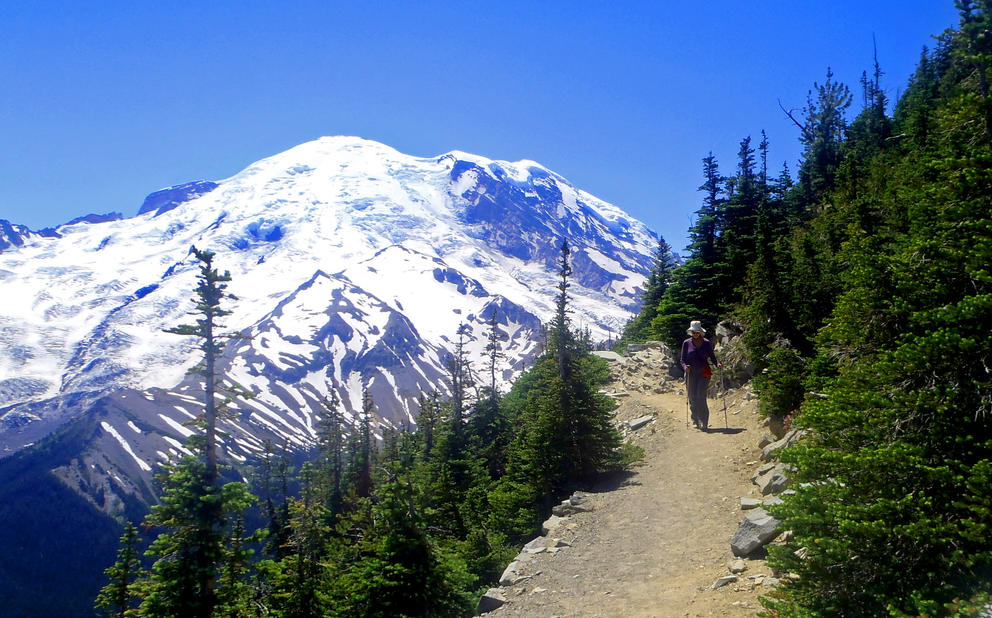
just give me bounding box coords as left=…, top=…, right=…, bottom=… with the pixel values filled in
left=92, top=2, right=992, bottom=616
left=621, top=1, right=992, bottom=615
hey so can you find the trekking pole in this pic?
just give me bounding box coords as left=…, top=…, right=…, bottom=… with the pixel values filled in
left=721, top=368, right=729, bottom=429
left=684, top=373, right=690, bottom=429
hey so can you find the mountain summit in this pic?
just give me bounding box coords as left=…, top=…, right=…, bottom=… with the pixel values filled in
left=0, top=136, right=656, bottom=514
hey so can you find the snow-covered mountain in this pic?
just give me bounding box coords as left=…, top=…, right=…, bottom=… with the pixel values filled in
left=0, top=136, right=656, bottom=515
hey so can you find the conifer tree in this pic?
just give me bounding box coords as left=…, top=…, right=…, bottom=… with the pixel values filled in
left=164, top=247, right=235, bottom=486
left=764, top=7, right=992, bottom=613
left=94, top=522, right=143, bottom=618
left=343, top=387, right=376, bottom=502
left=122, top=248, right=256, bottom=618
left=619, top=236, right=678, bottom=346
left=314, top=390, right=346, bottom=517
left=472, top=307, right=509, bottom=478
left=787, top=67, right=853, bottom=204
left=652, top=154, right=725, bottom=347
left=330, top=453, right=474, bottom=617
left=267, top=465, right=334, bottom=618
left=494, top=238, right=625, bottom=534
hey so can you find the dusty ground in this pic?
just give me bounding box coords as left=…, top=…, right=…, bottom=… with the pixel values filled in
left=483, top=358, right=776, bottom=617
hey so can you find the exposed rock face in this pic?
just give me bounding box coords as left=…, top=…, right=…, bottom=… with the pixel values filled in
left=137, top=180, right=219, bottom=217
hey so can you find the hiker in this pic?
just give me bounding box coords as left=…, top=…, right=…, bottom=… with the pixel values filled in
left=681, top=320, right=722, bottom=430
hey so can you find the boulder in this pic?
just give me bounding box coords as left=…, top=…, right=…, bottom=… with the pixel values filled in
left=731, top=507, right=782, bottom=556
left=740, top=497, right=762, bottom=510
left=522, top=537, right=548, bottom=554
left=715, top=320, right=744, bottom=345
left=755, top=463, right=792, bottom=495
left=591, top=350, right=623, bottom=362
left=552, top=492, right=594, bottom=516
left=477, top=588, right=507, bottom=613
left=751, top=462, right=776, bottom=482
left=498, top=561, right=526, bottom=586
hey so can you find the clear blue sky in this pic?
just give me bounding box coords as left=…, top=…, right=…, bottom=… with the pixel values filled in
left=1, top=1, right=961, bottom=252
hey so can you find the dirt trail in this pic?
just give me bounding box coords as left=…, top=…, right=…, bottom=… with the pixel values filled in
left=484, top=365, right=774, bottom=617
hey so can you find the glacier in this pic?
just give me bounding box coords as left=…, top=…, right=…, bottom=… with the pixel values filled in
left=0, top=135, right=657, bottom=515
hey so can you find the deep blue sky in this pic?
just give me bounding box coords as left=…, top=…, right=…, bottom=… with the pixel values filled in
left=1, top=1, right=961, bottom=252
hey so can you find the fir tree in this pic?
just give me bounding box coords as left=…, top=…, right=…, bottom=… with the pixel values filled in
left=163, top=247, right=236, bottom=486
left=94, top=522, right=143, bottom=618
left=117, top=248, right=256, bottom=618
left=764, top=7, right=992, bottom=613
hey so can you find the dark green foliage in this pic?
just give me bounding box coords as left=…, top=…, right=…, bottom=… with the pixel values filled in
left=94, top=522, right=144, bottom=617
left=138, top=452, right=257, bottom=618
left=494, top=242, right=628, bottom=540
left=751, top=346, right=805, bottom=423
left=263, top=467, right=335, bottom=618
left=761, top=5, right=992, bottom=615
left=619, top=236, right=678, bottom=346
left=329, top=459, right=475, bottom=617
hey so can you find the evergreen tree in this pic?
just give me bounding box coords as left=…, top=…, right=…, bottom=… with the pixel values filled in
left=315, top=390, right=346, bottom=518
left=764, top=6, right=992, bottom=613
left=266, top=465, right=334, bottom=618
left=652, top=153, right=726, bottom=348
left=618, top=235, right=678, bottom=346
left=471, top=307, right=509, bottom=479
left=163, top=247, right=236, bottom=486
left=113, top=248, right=256, bottom=618
left=139, top=453, right=256, bottom=618
left=342, top=388, right=376, bottom=502
left=494, top=239, right=627, bottom=536
left=330, top=456, right=474, bottom=617
left=94, top=522, right=143, bottom=618
left=788, top=67, right=853, bottom=204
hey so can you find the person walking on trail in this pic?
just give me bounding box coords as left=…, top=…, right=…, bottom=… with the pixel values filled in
left=681, top=320, right=723, bottom=431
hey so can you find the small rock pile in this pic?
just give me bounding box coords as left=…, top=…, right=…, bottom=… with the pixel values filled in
left=716, top=424, right=809, bottom=591
left=597, top=341, right=681, bottom=395
left=476, top=492, right=593, bottom=614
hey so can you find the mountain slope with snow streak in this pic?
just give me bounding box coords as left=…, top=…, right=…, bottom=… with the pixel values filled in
left=0, top=136, right=656, bottom=516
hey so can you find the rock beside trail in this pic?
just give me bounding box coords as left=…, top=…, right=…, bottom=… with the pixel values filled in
left=477, top=588, right=507, bottom=613
left=498, top=561, right=528, bottom=586
left=541, top=515, right=566, bottom=535
left=755, top=462, right=793, bottom=495
left=741, top=497, right=762, bottom=510
left=552, top=492, right=594, bottom=516
left=712, top=575, right=738, bottom=589
left=627, top=415, right=654, bottom=431
left=761, top=428, right=809, bottom=461
left=731, top=507, right=782, bottom=556
left=729, top=558, right=748, bottom=574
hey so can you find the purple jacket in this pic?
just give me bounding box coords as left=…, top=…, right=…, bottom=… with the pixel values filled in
left=681, top=337, right=718, bottom=373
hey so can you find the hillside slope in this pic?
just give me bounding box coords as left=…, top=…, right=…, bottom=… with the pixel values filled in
left=484, top=347, right=773, bottom=617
